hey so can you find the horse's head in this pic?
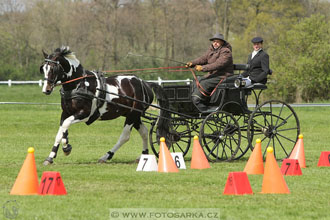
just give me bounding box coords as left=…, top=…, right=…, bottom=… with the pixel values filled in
left=40, top=46, right=80, bottom=95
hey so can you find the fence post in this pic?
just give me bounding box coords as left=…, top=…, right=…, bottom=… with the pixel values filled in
left=158, top=77, right=162, bottom=85
left=39, top=80, right=43, bottom=87
left=8, top=79, right=12, bottom=87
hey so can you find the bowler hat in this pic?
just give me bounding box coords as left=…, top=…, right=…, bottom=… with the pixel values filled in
left=251, top=37, right=263, bottom=43
left=209, top=33, right=226, bottom=42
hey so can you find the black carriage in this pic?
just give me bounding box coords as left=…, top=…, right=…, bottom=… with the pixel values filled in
left=149, top=64, right=300, bottom=162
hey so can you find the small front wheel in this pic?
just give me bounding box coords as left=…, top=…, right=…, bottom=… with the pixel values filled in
left=199, top=111, right=241, bottom=162
left=149, top=117, right=191, bottom=157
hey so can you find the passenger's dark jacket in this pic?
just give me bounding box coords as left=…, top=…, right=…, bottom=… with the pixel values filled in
left=242, top=49, right=270, bottom=83
left=191, top=42, right=234, bottom=78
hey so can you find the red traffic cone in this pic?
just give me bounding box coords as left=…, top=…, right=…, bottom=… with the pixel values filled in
left=281, top=159, right=302, bottom=176
left=317, top=151, right=330, bottom=167
left=10, top=147, right=39, bottom=195
left=38, top=171, right=67, bottom=195
left=289, top=134, right=306, bottom=168
left=158, top=137, right=179, bottom=173
left=261, top=147, right=290, bottom=194
left=243, top=139, right=264, bottom=174
left=223, top=172, right=253, bottom=195
left=190, top=136, right=210, bottom=169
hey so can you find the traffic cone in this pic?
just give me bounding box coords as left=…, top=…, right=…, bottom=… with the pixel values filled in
left=243, top=139, right=264, bottom=174
left=289, top=134, right=306, bottom=168
left=10, top=147, right=39, bottom=195
left=190, top=136, right=210, bottom=169
left=281, top=159, right=302, bottom=176
left=317, top=151, right=330, bottom=167
left=261, top=147, right=290, bottom=194
left=158, top=137, right=179, bottom=173
left=38, top=171, right=67, bottom=195
left=223, top=172, right=253, bottom=195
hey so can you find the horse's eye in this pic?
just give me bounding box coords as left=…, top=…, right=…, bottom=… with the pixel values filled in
left=40, top=65, right=44, bottom=74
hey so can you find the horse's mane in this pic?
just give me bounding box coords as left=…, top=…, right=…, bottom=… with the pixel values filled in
left=54, top=46, right=79, bottom=62
left=54, top=46, right=80, bottom=77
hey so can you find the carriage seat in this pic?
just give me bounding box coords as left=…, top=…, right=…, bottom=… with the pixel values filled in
left=233, top=64, right=250, bottom=71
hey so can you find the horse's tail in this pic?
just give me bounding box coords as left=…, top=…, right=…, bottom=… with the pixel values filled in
left=147, top=82, right=171, bottom=141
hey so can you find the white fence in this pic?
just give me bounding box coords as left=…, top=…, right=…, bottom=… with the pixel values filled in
left=0, top=80, right=43, bottom=87
left=0, top=77, right=192, bottom=87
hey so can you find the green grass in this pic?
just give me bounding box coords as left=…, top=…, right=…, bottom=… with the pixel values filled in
left=1, top=85, right=330, bottom=220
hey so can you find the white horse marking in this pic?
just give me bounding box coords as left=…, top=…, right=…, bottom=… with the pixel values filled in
left=116, top=75, right=136, bottom=84
left=63, top=53, right=80, bottom=78
left=99, top=84, right=119, bottom=115
left=42, top=64, right=50, bottom=93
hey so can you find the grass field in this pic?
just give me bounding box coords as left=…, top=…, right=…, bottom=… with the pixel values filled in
left=1, top=85, right=330, bottom=220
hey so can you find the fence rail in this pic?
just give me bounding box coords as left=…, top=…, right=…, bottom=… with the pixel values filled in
left=0, top=77, right=192, bottom=87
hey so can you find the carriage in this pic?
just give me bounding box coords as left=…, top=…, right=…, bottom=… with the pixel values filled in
left=40, top=47, right=300, bottom=165
left=148, top=64, right=300, bottom=162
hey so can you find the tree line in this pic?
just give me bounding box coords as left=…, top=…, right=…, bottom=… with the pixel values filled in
left=0, top=0, right=329, bottom=102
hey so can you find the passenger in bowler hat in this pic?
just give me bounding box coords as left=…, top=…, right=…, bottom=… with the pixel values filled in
left=186, top=33, right=233, bottom=111
left=241, top=37, right=270, bottom=84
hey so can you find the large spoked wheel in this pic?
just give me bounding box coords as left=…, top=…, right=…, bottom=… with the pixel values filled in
left=149, top=117, right=192, bottom=158
left=199, top=111, right=241, bottom=162
left=248, top=100, right=300, bottom=160
left=232, top=114, right=251, bottom=160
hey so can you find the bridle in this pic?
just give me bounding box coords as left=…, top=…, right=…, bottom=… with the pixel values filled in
left=43, top=57, right=65, bottom=89
left=42, top=57, right=95, bottom=88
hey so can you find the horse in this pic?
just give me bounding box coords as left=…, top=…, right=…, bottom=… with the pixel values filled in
left=40, top=46, right=169, bottom=165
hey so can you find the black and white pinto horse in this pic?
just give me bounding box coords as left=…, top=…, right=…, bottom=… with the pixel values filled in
left=40, top=46, right=169, bottom=165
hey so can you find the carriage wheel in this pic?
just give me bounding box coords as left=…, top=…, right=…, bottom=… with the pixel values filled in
left=199, top=111, right=241, bottom=162
left=149, top=118, right=192, bottom=158
left=232, top=114, right=251, bottom=160
left=220, top=101, right=251, bottom=160
left=247, top=100, right=300, bottom=160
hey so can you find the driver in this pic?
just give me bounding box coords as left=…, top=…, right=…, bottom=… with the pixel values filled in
left=186, top=33, right=233, bottom=111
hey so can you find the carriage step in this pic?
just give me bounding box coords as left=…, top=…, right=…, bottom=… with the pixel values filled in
left=201, top=106, right=219, bottom=114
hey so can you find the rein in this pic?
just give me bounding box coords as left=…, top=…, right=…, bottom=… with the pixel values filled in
left=104, top=66, right=186, bottom=73
left=53, top=65, right=222, bottom=98
left=55, top=75, right=95, bottom=87
left=189, top=68, right=224, bottom=97
left=104, top=65, right=223, bottom=97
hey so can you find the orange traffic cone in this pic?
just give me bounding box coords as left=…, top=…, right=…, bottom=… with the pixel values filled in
left=158, top=137, right=179, bottom=173
left=261, top=147, right=290, bottom=194
left=243, top=139, right=264, bottom=174
left=190, top=136, right=210, bottom=169
left=10, top=147, right=39, bottom=195
left=289, top=134, right=306, bottom=168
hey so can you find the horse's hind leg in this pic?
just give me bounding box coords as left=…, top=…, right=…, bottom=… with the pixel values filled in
left=135, top=122, right=149, bottom=157
left=98, top=123, right=133, bottom=163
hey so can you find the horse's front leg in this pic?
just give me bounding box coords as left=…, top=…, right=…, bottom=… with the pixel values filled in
left=43, top=115, right=76, bottom=165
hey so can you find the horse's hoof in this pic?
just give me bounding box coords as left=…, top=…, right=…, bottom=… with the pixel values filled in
left=63, top=144, right=72, bottom=156
left=43, top=157, right=53, bottom=166
left=98, top=152, right=114, bottom=163
left=98, top=158, right=107, bottom=163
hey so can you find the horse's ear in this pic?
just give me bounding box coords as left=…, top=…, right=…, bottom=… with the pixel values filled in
left=42, top=49, right=48, bottom=58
